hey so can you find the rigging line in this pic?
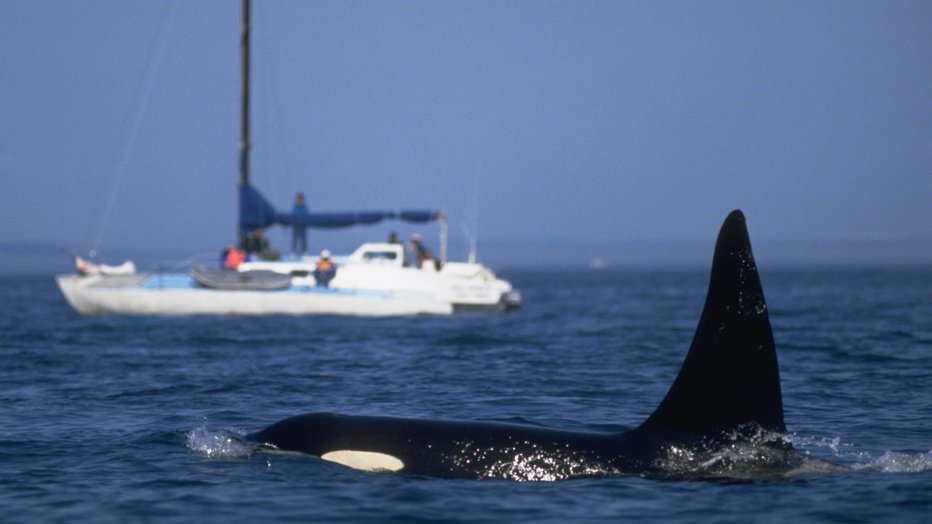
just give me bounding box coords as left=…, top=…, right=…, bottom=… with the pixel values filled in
left=91, top=1, right=178, bottom=253
left=466, top=162, right=481, bottom=263
left=256, top=0, right=289, bottom=248
left=357, top=8, right=433, bottom=194
left=256, top=2, right=285, bottom=196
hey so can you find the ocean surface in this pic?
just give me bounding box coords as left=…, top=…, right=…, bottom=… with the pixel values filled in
left=1, top=267, right=930, bottom=522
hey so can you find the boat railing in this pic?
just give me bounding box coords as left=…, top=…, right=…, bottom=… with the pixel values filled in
left=149, top=253, right=220, bottom=273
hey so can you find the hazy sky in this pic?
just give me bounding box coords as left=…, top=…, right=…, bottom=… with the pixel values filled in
left=1, top=0, right=929, bottom=265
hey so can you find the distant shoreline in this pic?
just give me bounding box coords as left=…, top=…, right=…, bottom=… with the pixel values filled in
left=2, top=238, right=930, bottom=276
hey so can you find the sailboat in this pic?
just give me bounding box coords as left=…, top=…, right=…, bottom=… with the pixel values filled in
left=55, top=0, right=520, bottom=316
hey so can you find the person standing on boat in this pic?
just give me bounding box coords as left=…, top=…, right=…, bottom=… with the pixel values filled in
left=410, top=233, right=430, bottom=268
left=314, top=249, right=336, bottom=287
left=291, top=192, right=309, bottom=256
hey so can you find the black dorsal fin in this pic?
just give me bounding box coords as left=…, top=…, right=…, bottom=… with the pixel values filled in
left=639, top=210, right=786, bottom=435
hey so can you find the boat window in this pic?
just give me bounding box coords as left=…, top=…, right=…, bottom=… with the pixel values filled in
left=363, top=251, right=397, bottom=260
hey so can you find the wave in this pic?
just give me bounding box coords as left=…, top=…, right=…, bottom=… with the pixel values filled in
left=791, top=434, right=932, bottom=473
left=851, top=450, right=932, bottom=473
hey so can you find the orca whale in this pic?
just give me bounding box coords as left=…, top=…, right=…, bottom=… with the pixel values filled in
left=249, top=210, right=822, bottom=480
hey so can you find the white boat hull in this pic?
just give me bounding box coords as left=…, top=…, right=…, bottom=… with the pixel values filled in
left=56, top=243, right=517, bottom=316
left=56, top=274, right=453, bottom=316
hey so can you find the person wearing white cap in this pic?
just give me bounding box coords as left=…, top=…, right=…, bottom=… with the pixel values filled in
left=313, top=249, right=336, bottom=287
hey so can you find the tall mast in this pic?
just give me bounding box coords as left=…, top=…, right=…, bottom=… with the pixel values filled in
left=238, top=0, right=251, bottom=243
left=239, top=0, right=250, bottom=188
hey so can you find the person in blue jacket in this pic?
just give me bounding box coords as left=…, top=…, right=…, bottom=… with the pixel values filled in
left=292, top=192, right=309, bottom=256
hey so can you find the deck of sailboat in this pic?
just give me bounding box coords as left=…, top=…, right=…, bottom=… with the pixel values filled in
left=55, top=272, right=454, bottom=316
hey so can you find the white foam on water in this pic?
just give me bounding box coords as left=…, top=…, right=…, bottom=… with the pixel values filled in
left=851, top=449, right=932, bottom=473
left=186, top=426, right=253, bottom=458
left=791, top=434, right=932, bottom=473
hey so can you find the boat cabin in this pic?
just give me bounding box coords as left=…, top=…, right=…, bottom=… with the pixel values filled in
left=346, top=243, right=405, bottom=266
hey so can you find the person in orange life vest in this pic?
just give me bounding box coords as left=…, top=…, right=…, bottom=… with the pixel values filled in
left=221, top=246, right=246, bottom=269
left=314, top=249, right=336, bottom=287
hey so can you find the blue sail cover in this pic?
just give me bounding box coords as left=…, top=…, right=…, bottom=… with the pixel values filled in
left=239, top=185, right=441, bottom=233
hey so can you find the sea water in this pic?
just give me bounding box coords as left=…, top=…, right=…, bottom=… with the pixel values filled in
left=1, top=268, right=929, bottom=522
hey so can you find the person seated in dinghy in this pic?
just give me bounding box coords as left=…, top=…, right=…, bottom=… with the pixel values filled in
left=220, top=246, right=246, bottom=270
left=242, top=227, right=280, bottom=261
left=314, top=249, right=336, bottom=287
